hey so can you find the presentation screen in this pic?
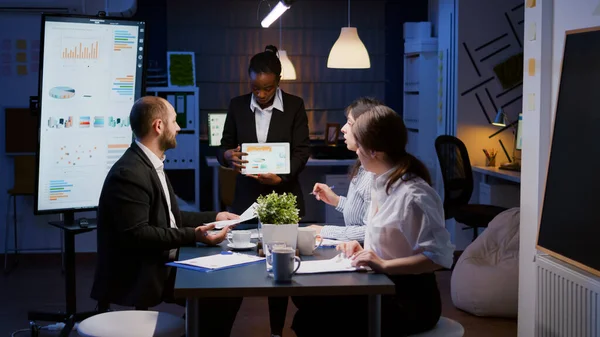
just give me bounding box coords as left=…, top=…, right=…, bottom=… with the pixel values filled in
left=35, top=14, right=145, bottom=214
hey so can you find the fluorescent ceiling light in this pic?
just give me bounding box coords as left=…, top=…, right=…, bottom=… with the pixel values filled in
left=261, top=1, right=292, bottom=28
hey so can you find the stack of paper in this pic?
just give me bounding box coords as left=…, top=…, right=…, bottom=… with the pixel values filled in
left=296, top=255, right=359, bottom=274
left=206, top=202, right=259, bottom=229
left=167, top=252, right=265, bottom=272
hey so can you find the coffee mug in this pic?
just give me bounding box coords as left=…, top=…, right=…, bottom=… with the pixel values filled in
left=265, top=241, right=288, bottom=271
left=272, top=247, right=301, bottom=283
left=227, top=230, right=251, bottom=247
left=297, top=227, right=323, bottom=256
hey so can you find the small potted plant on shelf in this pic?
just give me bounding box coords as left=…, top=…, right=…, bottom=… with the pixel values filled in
left=256, top=191, right=300, bottom=252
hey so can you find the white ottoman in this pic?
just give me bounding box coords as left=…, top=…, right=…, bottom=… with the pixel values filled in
left=77, top=310, right=185, bottom=337
left=451, top=207, right=520, bottom=318
left=409, top=317, right=464, bottom=337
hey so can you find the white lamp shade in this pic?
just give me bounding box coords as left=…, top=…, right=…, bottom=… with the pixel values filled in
left=327, top=27, right=371, bottom=69
left=279, top=50, right=297, bottom=80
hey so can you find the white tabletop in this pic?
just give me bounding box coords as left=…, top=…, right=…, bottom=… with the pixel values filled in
left=205, top=156, right=356, bottom=167
left=472, top=166, right=521, bottom=183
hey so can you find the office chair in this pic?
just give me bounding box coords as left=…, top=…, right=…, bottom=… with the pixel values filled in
left=434, top=135, right=507, bottom=241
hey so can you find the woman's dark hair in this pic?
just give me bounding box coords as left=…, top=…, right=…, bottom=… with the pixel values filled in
left=248, top=45, right=282, bottom=78
left=353, top=105, right=432, bottom=194
left=347, top=97, right=384, bottom=178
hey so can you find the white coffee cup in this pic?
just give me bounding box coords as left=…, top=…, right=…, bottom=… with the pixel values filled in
left=297, top=227, right=323, bottom=256
left=227, top=230, right=251, bottom=246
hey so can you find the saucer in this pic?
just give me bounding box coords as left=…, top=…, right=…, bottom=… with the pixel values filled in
left=227, top=242, right=257, bottom=250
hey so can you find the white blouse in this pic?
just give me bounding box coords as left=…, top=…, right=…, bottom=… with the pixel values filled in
left=364, top=168, right=455, bottom=269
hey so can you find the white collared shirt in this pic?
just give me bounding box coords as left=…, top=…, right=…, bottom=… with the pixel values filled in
left=250, top=88, right=284, bottom=143
left=135, top=140, right=177, bottom=230
left=364, top=168, right=455, bottom=269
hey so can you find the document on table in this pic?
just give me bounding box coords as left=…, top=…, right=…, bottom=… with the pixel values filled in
left=168, top=252, right=265, bottom=272
left=241, top=142, right=290, bottom=175
left=206, top=202, right=258, bottom=229
left=296, top=255, right=361, bottom=274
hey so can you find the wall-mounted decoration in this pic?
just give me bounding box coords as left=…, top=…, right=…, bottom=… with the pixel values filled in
left=526, top=0, right=536, bottom=8
left=528, top=58, right=535, bottom=76
left=167, top=51, right=195, bottom=87
left=527, top=22, right=536, bottom=41
left=493, top=52, right=524, bottom=89
left=527, top=93, right=535, bottom=110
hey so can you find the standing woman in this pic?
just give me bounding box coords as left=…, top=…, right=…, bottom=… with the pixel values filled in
left=218, top=45, right=310, bottom=337
left=291, top=105, right=455, bottom=337
left=218, top=44, right=310, bottom=218
left=308, top=97, right=382, bottom=242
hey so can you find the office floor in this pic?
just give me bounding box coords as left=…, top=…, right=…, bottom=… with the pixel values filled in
left=0, top=254, right=517, bottom=337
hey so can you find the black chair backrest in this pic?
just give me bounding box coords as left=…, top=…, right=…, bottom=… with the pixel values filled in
left=434, top=135, right=474, bottom=219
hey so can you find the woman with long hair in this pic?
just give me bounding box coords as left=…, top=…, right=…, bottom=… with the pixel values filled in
left=307, top=97, right=382, bottom=242
left=292, top=105, right=454, bottom=337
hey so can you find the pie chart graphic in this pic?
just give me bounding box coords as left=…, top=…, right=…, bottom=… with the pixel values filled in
left=49, top=86, right=76, bottom=99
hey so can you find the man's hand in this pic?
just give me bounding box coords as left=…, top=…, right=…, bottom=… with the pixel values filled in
left=194, top=224, right=230, bottom=245
left=224, top=146, right=248, bottom=172
left=216, top=212, right=239, bottom=221
left=247, top=173, right=282, bottom=185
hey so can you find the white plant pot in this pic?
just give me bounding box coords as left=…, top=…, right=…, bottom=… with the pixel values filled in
left=260, top=223, right=299, bottom=250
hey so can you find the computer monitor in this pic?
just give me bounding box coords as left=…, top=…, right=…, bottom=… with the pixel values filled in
left=515, top=113, right=523, bottom=150
left=35, top=14, right=146, bottom=217
left=208, top=112, right=227, bottom=147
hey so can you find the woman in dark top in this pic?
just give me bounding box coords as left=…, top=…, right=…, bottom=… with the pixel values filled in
left=218, top=45, right=310, bottom=337
left=218, top=45, right=310, bottom=219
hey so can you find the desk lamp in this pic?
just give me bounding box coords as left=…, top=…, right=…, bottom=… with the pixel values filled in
left=490, top=108, right=521, bottom=171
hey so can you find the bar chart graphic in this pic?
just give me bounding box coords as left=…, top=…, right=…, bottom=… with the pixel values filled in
left=114, top=29, right=136, bottom=51
left=49, top=179, right=73, bottom=201
left=107, top=143, right=129, bottom=170
left=62, top=40, right=99, bottom=59
left=112, top=75, right=134, bottom=96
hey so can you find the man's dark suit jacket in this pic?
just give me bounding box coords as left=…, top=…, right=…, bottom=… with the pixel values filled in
left=218, top=91, right=310, bottom=217
left=91, top=142, right=217, bottom=308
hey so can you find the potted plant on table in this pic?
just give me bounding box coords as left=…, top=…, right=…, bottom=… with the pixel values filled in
left=256, top=191, right=301, bottom=252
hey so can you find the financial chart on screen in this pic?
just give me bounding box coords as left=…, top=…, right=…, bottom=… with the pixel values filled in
left=36, top=15, right=145, bottom=213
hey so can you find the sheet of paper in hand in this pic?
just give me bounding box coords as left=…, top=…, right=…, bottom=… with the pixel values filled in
left=206, top=202, right=259, bottom=229
left=241, top=143, right=290, bottom=175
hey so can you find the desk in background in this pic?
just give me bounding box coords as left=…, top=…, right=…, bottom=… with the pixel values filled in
left=472, top=166, right=520, bottom=209
left=205, top=157, right=356, bottom=222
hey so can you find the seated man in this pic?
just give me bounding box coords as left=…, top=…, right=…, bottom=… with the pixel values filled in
left=91, top=96, right=242, bottom=337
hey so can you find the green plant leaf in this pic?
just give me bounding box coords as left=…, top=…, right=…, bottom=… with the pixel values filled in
left=256, top=191, right=300, bottom=225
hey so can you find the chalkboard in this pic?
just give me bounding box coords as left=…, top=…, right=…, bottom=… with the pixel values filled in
left=537, top=27, right=600, bottom=277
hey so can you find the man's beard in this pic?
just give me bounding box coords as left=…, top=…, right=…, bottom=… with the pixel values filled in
left=159, top=131, right=177, bottom=151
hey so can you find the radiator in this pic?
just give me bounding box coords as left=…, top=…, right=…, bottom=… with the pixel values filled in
left=536, top=254, right=600, bottom=337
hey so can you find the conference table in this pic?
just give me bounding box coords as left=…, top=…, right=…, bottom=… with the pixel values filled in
left=174, top=241, right=395, bottom=337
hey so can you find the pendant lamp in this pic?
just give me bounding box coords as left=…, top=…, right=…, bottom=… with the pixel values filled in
left=327, top=0, right=370, bottom=69
left=278, top=17, right=296, bottom=80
